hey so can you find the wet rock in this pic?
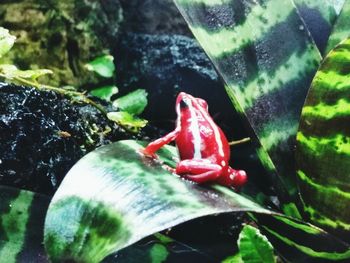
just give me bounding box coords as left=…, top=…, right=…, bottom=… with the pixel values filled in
left=0, top=0, right=123, bottom=87
left=119, top=0, right=191, bottom=36
left=115, top=33, right=244, bottom=138
left=0, top=83, right=131, bottom=194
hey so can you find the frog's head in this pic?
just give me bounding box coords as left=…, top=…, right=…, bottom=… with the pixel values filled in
left=176, top=92, right=209, bottom=113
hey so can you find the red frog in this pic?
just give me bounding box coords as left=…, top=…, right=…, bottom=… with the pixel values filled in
left=143, top=92, right=247, bottom=189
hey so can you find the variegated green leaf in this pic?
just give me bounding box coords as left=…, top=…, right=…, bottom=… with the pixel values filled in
left=294, top=0, right=344, bottom=54
left=296, top=38, right=350, bottom=242
left=325, top=0, right=350, bottom=54
left=254, top=214, right=350, bottom=262
left=44, top=140, right=350, bottom=262
left=0, top=186, right=50, bottom=263
left=44, top=140, right=270, bottom=263
left=173, top=0, right=321, bottom=209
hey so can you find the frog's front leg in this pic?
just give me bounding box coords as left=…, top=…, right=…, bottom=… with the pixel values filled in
left=176, top=159, right=222, bottom=184
left=142, top=128, right=180, bottom=157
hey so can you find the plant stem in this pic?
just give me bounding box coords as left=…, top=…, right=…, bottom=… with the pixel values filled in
left=229, top=137, right=251, bottom=146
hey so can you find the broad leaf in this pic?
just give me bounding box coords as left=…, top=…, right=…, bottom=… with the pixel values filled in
left=112, top=89, right=148, bottom=115
left=325, top=0, right=350, bottom=54
left=0, top=186, right=50, bottom=262
left=90, top=85, right=119, bottom=101
left=0, top=27, right=15, bottom=58
left=173, top=0, right=321, bottom=210
left=44, top=140, right=271, bottom=262
left=44, top=140, right=349, bottom=262
left=85, top=55, right=115, bottom=78
left=293, top=0, right=344, bottom=54
left=296, top=38, right=350, bottom=242
left=238, top=225, right=275, bottom=263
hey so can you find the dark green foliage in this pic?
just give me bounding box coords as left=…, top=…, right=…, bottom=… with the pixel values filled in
left=325, top=1, right=350, bottom=54
left=0, top=186, right=49, bottom=262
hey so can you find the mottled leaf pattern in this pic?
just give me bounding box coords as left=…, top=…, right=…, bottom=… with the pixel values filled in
left=255, top=214, right=350, bottom=262
left=296, top=38, right=350, bottom=242
left=44, top=140, right=270, bottom=263
left=173, top=0, right=321, bottom=207
left=0, top=186, right=50, bottom=263
left=325, top=0, right=350, bottom=54
left=44, top=140, right=350, bottom=262
left=294, top=0, right=344, bottom=54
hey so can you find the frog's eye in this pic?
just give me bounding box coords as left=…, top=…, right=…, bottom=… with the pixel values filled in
left=180, top=96, right=191, bottom=109
left=179, top=99, right=188, bottom=109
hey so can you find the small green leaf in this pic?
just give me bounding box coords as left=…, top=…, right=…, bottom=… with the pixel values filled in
left=150, top=244, right=168, bottom=263
left=113, top=89, right=148, bottom=115
left=238, top=225, right=275, bottom=263
left=90, top=85, right=118, bottom=101
left=0, top=64, right=18, bottom=76
left=0, top=65, right=52, bottom=80
left=0, top=27, right=16, bottom=58
left=13, top=69, right=53, bottom=80
left=107, top=111, right=148, bottom=133
left=85, top=55, right=115, bottom=78
left=222, top=254, right=244, bottom=263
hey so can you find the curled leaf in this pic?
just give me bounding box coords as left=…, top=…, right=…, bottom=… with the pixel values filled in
left=44, top=140, right=270, bottom=263
left=90, top=85, right=119, bottom=101
left=85, top=55, right=115, bottom=78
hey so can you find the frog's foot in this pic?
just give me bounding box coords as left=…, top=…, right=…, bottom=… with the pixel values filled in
left=218, top=167, right=247, bottom=189
left=140, top=148, right=158, bottom=159
left=176, top=159, right=222, bottom=184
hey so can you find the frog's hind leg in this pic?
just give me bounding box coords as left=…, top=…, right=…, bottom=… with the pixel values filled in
left=176, top=159, right=222, bottom=184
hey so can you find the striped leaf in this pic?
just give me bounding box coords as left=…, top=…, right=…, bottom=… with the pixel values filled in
left=296, top=38, right=350, bottom=242
left=44, top=140, right=350, bottom=262
left=325, top=0, right=350, bottom=54
left=173, top=0, right=321, bottom=209
left=294, top=0, right=344, bottom=54
left=0, top=186, right=50, bottom=263
left=255, top=214, right=350, bottom=263
left=44, top=140, right=270, bottom=262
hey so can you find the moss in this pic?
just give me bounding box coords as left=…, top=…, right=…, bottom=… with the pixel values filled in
left=0, top=0, right=123, bottom=87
